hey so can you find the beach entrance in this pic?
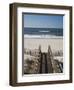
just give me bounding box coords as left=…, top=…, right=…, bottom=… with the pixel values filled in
left=24, top=45, right=63, bottom=74
left=40, top=53, right=53, bottom=73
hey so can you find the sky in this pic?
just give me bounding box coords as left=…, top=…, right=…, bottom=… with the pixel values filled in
left=24, top=14, right=63, bottom=28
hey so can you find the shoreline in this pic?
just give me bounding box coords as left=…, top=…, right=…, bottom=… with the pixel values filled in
left=24, top=35, right=63, bottom=39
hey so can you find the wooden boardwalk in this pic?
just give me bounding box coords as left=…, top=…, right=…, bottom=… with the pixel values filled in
left=24, top=46, right=63, bottom=74
left=39, top=52, right=63, bottom=73
left=40, top=53, right=48, bottom=73
left=39, top=53, right=53, bottom=73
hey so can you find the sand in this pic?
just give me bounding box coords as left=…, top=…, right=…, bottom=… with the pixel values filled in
left=24, top=38, right=63, bottom=53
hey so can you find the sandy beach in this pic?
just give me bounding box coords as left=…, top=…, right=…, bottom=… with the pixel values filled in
left=24, top=38, right=63, bottom=53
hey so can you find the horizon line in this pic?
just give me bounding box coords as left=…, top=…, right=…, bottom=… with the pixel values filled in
left=24, top=27, right=63, bottom=29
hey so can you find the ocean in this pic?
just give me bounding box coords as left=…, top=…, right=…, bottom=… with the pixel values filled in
left=24, top=28, right=63, bottom=38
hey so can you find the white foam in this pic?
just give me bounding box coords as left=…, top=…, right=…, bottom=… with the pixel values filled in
left=39, top=30, right=50, bottom=32
left=24, top=35, right=63, bottom=39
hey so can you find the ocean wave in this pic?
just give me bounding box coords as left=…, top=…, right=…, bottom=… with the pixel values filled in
left=24, top=35, right=63, bottom=39
left=39, top=30, right=50, bottom=33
